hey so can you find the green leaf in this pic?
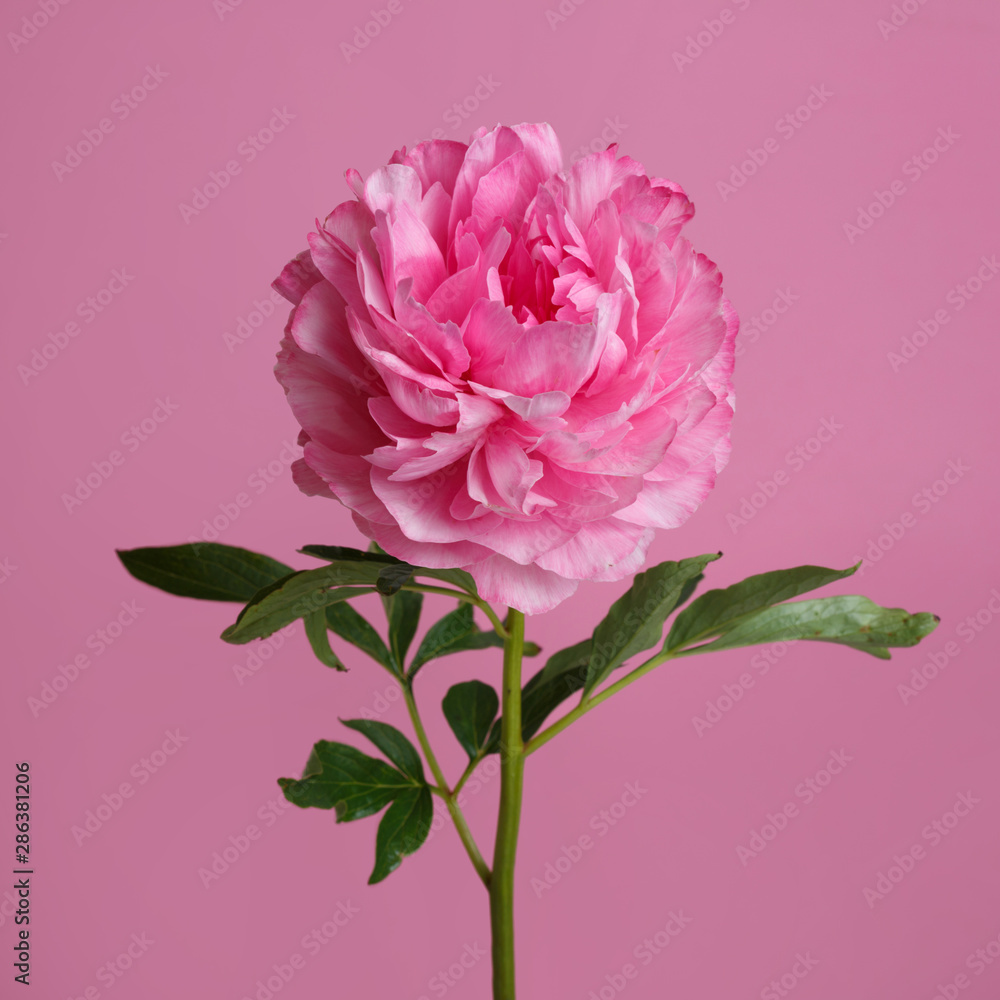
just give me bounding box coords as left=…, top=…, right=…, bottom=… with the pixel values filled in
left=278, top=741, right=415, bottom=821
left=522, top=639, right=593, bottom=740
left=408, top=603, right=506, bottom=676
left=376, top=562, right=415, bottom=595
left=300, top=544, right=401, bottom=565
left=339, top=719, right=425, bottom=782
left=382, top=590, right=423, bottom=674
left=117, top=543, right=293, bottom=602
left=584, top=553, right=722, bottom=695
left=324, top=602, right=394, bottom=672
left=304, top=610, right=346, bottom=670
left=301, top=544, right=479, bottom=596
left=686, top=595, right=939, bottom=659
left=369, top=785, right=433, bottom=884
left=221, top=562, right=384, bottom=644
left=485, top=639, right=592, bottom=753
left=419, top=567, right=480, bottom=595
left=665, top=563, right=861, bottom=652
left=442, top=681, right=500, bottom=759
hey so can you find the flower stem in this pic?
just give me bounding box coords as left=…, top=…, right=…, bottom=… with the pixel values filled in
left=524, top=647, right=688, bottom=756
left=400, top=583, right=509, bottom=639
left=491, top=608, right=525, bottom=1000
left=402, top=681, right=491, bottom=888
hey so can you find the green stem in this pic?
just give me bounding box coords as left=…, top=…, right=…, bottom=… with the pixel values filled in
left=491, top=608, right=525, bottom=1000
left=525, top=646, right=688, bottom=756
left=453, top=753, right=482, bottom=797
left=402, top=682, right=491, bottom=888
left=400, top=583, right=508, bottom=639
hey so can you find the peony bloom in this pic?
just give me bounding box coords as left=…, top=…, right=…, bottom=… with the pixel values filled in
left=273, top=123, right=737, bottom=614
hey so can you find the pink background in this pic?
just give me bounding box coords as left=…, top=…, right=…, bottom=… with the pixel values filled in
left=3, top=0, right=999, bottom=997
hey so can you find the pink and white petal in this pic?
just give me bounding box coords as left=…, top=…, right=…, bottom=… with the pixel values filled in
left=565, top=148, right=618, bottom=231
left=494, top=320, right=605, bottom=396
left=363, top=163, right=424, bottom=219
left=650, top=394, right=734, bottom=481
left=468, top=554, right=578, bottom=615
left=386, top=395, right=503, bottom=482
left=448, top=126, right=523, bottom=233
left=587, top=527, right=655, bottom=582
left=368, top=395, right=435, bottom=440
left=307, top=233, right=369, bottom=318
left=556, top=406, right=677, bottom=476
left=392, top=289, right=471, bottom=377
left=275, top=339, right=385, bottom=454
left=289, top=281, right=371, bottom=382
left=347, top=309, right=457, bottom=396
left=463, top=299, right=524, bottom=383
left=483, top=432, right=545, bottom=513
left=510, top=122, right=564, bottom=184
left=291, top=457, right=334, bottom=498
left=534, top=519, right=650, bottom=578
left=356, top=248, right=394, bottom=319
left=302, top=441, right=395, bottom=525
left=467, top=516, right=578, bottom=566
left=470, top=150, right=524, bottom=223
left=389, top=201, right=448, bottom=301
left=397, top=139, right=468, bottom=196
left=417, top=180, right=452, bottom=255
left=368, top=521, right=495, bottom=568
left=273, top=250, right=322, bottom=305
left=643, top=243, right=727, bottom=373
left=612, top=456, right=718, bottom=529
left=370, top=464, right=500, bottom=543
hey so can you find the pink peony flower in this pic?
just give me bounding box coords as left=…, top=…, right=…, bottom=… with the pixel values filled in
left=273, top=122, right=737, bottom=614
